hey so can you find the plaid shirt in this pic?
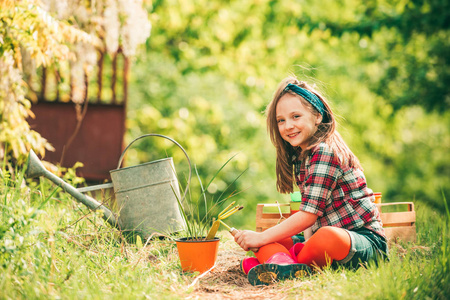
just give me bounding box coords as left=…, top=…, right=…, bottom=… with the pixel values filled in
left=295, top=143, right=386, bottom=239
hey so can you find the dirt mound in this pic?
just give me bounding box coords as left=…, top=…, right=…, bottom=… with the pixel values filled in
left=189, top=246, right=291, bottom=299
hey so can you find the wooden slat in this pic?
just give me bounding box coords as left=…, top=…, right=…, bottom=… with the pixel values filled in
left=375, top=202, right=414, bottom=212
left=261, top=203, right=290, bottom=207
left=256, top=204, right=263, bottom=220
left=261, top=203, right=290, bottom=214
left=255, top=205, right=265, bottom=232
left=381, top=211, right=416, bottom=227
left=259, top=213, right=291, bottom=219
left=256, top=218, right=284, bottom=228
left=256, top=205, right=290, bottom=219
left=383, top=226, right=416, bottom=243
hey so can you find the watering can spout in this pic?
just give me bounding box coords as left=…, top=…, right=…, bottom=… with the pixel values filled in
left=26, top=150, right=121, bottom=229
left=26, top=149, right=47, bottom=178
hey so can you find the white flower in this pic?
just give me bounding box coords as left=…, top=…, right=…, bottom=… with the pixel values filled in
left=103, top=0, right=120, bottom=54
left=118, top=0, right=151, bottom=57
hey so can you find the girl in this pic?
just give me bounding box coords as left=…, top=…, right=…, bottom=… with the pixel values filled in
left=234, top=76, right=388, bottom=286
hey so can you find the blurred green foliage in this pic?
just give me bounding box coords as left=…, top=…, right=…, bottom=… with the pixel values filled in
left=1, top=0, right=448, bottom=229
left=124, top=0, right=449, bottom=228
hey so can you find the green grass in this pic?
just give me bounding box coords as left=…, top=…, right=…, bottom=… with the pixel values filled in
left=0, top=167, right=449, bottom=299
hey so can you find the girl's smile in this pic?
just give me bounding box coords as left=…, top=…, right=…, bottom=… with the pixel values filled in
left=276, top=93, right=322, bottom=150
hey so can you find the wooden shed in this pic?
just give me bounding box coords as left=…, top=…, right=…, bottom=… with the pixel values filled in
left=27, top=49, right=129, bottom=181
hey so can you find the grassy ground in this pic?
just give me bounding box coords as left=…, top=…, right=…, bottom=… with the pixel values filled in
left=1, top=168, right=449, bottom=299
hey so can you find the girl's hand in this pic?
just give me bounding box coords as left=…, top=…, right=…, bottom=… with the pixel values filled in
left=233, top=229, right=264, bottom=251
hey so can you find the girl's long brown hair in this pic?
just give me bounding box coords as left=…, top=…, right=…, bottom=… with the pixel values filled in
left=266, top=76, right=362, bottom=194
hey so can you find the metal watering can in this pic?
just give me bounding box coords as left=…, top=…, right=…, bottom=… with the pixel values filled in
left=26, top=134, right=192, bottom=240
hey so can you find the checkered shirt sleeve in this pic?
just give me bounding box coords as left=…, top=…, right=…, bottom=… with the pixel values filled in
left=295, top=143, right=386, bottom=238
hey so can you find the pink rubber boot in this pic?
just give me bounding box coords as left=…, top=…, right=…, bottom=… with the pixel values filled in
left=240, top=257, right=261, bottom=275
left=288, top=243, right=305, bottom=263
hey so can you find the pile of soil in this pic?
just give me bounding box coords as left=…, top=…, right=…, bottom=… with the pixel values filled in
left=187, top=240, right=293, bottom=299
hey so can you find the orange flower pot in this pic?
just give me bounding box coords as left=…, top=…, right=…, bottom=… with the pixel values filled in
left=175, top=237, right=220, bottom=273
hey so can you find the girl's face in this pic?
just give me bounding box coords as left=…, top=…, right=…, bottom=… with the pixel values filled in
left=276, top=93, right=322, bottom=150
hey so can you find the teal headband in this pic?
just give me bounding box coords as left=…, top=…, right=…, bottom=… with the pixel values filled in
left=284, top=83, right=329, bottom=123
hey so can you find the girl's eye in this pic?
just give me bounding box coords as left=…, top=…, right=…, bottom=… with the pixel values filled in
left=277, top=119, right=284, bottom=123
left=294, top=115, right=301, bottom=119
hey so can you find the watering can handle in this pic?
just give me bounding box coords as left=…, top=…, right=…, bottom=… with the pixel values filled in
left=116, top=134, right=192, bottom=203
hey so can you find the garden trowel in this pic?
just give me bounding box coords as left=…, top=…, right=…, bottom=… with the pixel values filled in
left=206, top=201, right=242, bottom=240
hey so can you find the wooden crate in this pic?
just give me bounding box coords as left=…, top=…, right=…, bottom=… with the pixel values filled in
left=255, top=202, right=416, bottom=242
left=255, top=203, right=290, bottom=232
left=376, top=202, right=416, bottom=243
